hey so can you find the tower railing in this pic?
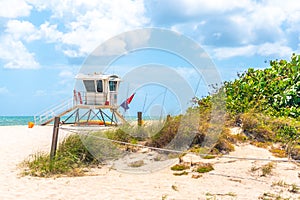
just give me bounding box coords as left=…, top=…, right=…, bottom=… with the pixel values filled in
left=34, top=97, right=74, bottom=125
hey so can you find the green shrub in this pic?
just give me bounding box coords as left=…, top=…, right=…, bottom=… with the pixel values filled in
left=240, top=113, right=275, bottom=142
left=289, top=184, right=299, bottom=193
left=210, top=129, right=235, bottom=154
left=104, top=128, right=132, bottom=142
left=173, top=171, right=188, bottom=176
left=171, top=163, right=190, bottom=171
left=202, top=155, right=216, bottom=159
left=147, top=115, right=182, bottom=148
left=269, top=148, right=287, bottom=158
left=22, top=134, right=98, bottom=177
left=239, top=112, right=300, bottom=154
left=261, top=162, right=275, bottom=176
left=225, top=54, right=300, bottom=119
left=195, top=163, right=214, bottom=173
left=128, top=160, right=144, bottom=168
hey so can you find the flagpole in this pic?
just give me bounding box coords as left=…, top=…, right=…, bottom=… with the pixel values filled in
left=123, top=83, right=130, bottom=116
left=159, top=87, right=167, bottom=121
left=144, top=91, right=165, bottom=114
left=195, top=76, right=202, bottom=97
left=142, top=93, right=148, bottom=113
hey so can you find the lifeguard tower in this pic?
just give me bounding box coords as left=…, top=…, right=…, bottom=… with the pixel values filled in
left=34, top=73, right=126, bottom=126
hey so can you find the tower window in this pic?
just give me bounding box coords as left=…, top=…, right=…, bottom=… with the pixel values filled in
left=83, top=80, right=95, bottom=92
left=97, top=80, right=103, bottom=92
left=109, top=81, right=117, bottom=91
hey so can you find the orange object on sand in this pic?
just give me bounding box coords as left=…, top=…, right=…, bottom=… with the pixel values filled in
left=28, top=122, right=34, bottom=128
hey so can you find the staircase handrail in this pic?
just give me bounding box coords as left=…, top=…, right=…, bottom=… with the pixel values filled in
left=34, top=97, right=74, bottom=125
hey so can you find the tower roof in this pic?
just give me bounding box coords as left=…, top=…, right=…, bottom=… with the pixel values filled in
left=75, top=73, right=121, bottom=81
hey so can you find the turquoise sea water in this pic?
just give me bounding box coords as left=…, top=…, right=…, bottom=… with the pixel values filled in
left=0, top=116, right=35, bottom=126
left=0, top=116, right=156, bottom=126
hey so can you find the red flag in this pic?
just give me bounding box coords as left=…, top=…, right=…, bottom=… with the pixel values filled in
left=126, top=93, right=135, bottom=104
left=120, top=93, right=135, bottom=111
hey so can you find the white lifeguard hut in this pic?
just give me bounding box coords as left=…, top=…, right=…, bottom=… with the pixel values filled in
left=75, top=73, right=121, bottom=106
left=34, top=73, right=126, bottom=126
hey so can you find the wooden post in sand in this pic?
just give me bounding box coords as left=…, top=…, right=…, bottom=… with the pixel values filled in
left=166, top=114, right=171, bottom=122
left=50, top=117, right=60, bottom=161
left=137, top=112, right=142, bottom=126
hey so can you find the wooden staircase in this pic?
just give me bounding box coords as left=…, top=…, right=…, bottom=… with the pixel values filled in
left=34, top=98, right=75, bottom=125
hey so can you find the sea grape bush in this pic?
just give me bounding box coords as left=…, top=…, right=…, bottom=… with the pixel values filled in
left=224, top=54, right=300, bottom=119
left=190, top=54, right=299, bottom=156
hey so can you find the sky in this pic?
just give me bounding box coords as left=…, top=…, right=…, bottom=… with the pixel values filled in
left=0, top=0, right=300, bottom=116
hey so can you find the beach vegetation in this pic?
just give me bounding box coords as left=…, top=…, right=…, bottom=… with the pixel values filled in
left=250, top=165, right=260, bottom=173
left=272, top=181, right=300, bottom=195
left=225, top=54, right=300, bottom=119
left=195, top=163, right=214, bottom=173
left=289, top=183, right=299, bottom=193
left=202, top=155, right=216, bottom=159
left=205, top=192, right=236, bottom=199
left=173, top=171, right=188, bottom=176
left=104, top=127, right=132, bottom=143
left=250, top=162, right=275, bottom=177
left=171, top=184, right=179, bottom=191
left=261, top=162, right=275, bottom=176
left=258, top=192, right=289, bottom=200
left=190, top=54, right=300, bottom=160
left=170, top=163, right=190, bottom=171
left=191, top=174, right=202, bottom=179
left=161, top=194, right=168, bottom=200
left=128, top=160, right=144, bottom=168
left=272, top=180, right=289, bottom=188
left=269, top=148, right=287, bottom=158
left=22, top=134, right=98, bottom=177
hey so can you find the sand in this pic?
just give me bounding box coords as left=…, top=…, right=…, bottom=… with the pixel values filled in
left=0, top=125, right=299, bottom=200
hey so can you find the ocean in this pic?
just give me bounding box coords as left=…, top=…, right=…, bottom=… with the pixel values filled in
left=0, top=116, right=151, bottom=126
left=0, top=116, right=35, bottom=126
left=0, top=116, right=77, bottom=126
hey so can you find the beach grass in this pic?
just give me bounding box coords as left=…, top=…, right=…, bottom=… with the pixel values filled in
left=170, top=163, right=190, bottom=171
left=195, top=163, right=214, bottom=173
left=21, top=134, right=98, bottom=177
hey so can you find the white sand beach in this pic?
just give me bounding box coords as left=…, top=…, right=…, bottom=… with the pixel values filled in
left=0, top=125, right=299, bottom=200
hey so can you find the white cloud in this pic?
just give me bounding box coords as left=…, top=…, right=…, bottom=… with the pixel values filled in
left=92, top=29, right=151, bottom=56
left=0, top=0, right=148, bottom=69
left=0, top=0, right=32, bottom=18
left=154, top=0, right=300, bottom=59
left=0, top=36, right=40, bottom=69
left=213, top=42, right=293, bottom=59
left=5, top=20, right=40, bottom=41
left=5, top=20, right=64, bottom=43
left=39, top=22, right=63, bottom=43
left=1, top=0, right=299, bottom=66
left=178, top=0, right=253, bottom=15
left=213, top=45, right=255, bottom=59
left=257, top=43, right=293, bottom=57
left=1, top=0, right=149, bottom=61
left=148, top=0, right=255, bottom=25
left=0, top=87, right=9, bottom=95
left=30, top=0, right=149, bottom=57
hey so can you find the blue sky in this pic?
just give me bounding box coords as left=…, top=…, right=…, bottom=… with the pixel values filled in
left=0, top=0, right=300, bottom=116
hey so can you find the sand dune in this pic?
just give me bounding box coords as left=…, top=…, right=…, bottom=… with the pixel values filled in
left=0, top=125, right=299, bottom=200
